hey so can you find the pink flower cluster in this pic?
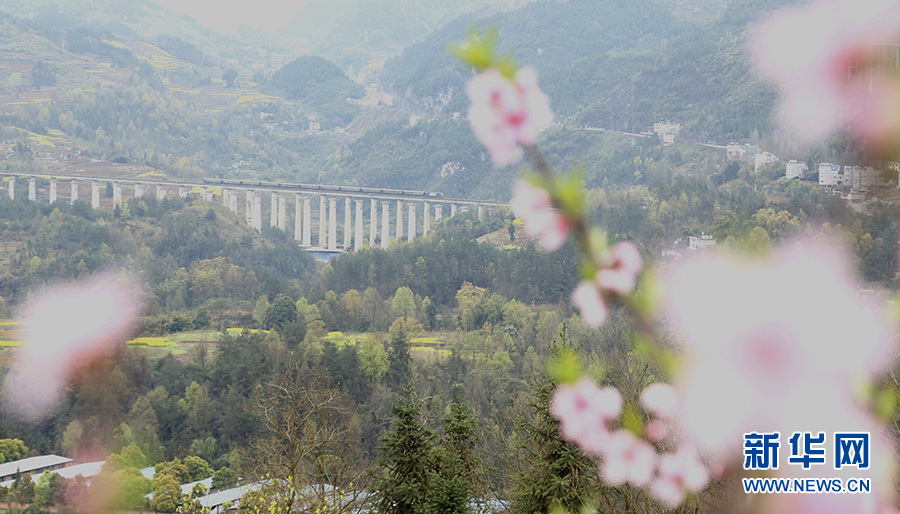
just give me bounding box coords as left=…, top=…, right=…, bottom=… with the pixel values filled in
left=752, top=0, right=900, bottom=148
left=571, top=242, right=643, bottom=327
left=466, top=67, right=553, bottom=167
left=2, top=274, right=142, bottom=421
left=663, top=238, right=897, bottom=511
left=510, top=180, right=571, bottom=251
left=551, top=378, right=708, bottom=509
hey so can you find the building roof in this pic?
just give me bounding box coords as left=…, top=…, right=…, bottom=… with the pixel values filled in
left=198, top=482, right=265, bottom=509
left=181, top=477, right=213, bottom=495
left=1, top=460, right=106, bottom=488
left=0, top=455, right=72, bottom=479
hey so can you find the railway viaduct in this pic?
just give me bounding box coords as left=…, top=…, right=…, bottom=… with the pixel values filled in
left=0, top=172, right=508, bottom=253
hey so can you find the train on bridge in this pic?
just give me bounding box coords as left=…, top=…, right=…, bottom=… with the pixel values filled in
left=202, top=178, right=444, bottom=198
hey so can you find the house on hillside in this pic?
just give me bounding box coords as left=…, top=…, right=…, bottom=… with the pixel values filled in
left=0, top=455, right=72, bottom=483
left=786, top=160, right=808, bottom=180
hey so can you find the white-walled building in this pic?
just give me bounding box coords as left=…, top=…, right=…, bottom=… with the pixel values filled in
left=653, top=121, right=681, bottom=145
left=688, top=234, right=717, bottom=251
left=754, top=151, right=779, bottom=173
left=786, top=160, right=808, bottom=180
left=843, top=165, right=882, bottom=188
left=818, top=163, right=843, bottom=186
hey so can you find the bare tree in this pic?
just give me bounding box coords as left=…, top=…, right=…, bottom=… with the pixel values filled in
left=248, top=361, right=368, bottom=513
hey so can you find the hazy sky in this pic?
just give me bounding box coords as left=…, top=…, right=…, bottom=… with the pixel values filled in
left=152, top=0, right=313, bottom=33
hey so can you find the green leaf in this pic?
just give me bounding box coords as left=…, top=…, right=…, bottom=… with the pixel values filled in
left=449, top=26, right=501, bottom=71
left=621, top=405, right=644, bottom=436
left=548, top=347, right=582, bottom=384
left=875, top=386, right=898, bottom=422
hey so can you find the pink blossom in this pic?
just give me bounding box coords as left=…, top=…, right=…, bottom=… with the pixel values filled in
left=663, top=238, right=894, bottom=459
left=751, top=0, right=900, bottom=148
left=2, top=274, right=142, bottom=420
left=467, top=67, right=553, bottom=167
left=510, top=180, right=571, bottom=251
left=641, top=383, right=678, bottom=420
left=601, top=429, right=657, bottom=487
left=649, top=447, right=709, bottom=509
left=645, top=419, right=668, bottom=443
left=550, top=378, right=621, bottom=456
left=571, top=280, right=607, bottom=328
left=596, top=242, right=643, bottom=295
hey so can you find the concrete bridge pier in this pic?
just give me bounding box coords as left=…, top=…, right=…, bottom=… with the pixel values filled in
left=395, top=200, right=403, bottom=244
left=252, top=193, right=262, bottom=232
left=49, top=179, right=57, bottom=203
left=230, top=192, right=238, bottom=213
left=200, top=185, right=208, bottom=202
left=222, top=188, right=229, bottom=207
left=92, top=182, right=100, bottom=209
left=113, top=182, right=122, bottom=208
left=28, top=178, right=35, bottom=201
left=70, top=181, right=78, bottom=204
left=319, top=196, right=327, bottom=247
left=354, top=199, right=364, bottom=251
left=435, top=204, right=443, bottom=223
left=303, top=197, right=312, bottom=247
left=135, top=183, right=145, bottom=199
left=245, top=191, right=253, bottom=225
left=369, top=199, right=377, bottom=247
left=270, top=192, right=278, bottom=228
left=381, top=201, right=390, bottom=250
left=178, top=186, right=188, bottom=198
left=277, top=195, right=286, bottom=231
left=328, top=197, right=337, bottom=250
left=451, top=204, right=457, bottom=217
left=294, top=195, right=303, bottom=242
left=8, top=177, right=13, bottom=200
left=344, top=197, right=352, bottom=249
left=478, top=205, right=484, bottom=221
left=158, top=185, right=167, bottom=201
left=408, top=203, right=416, bottom=241
left=423, top=201, right=430, bottom=235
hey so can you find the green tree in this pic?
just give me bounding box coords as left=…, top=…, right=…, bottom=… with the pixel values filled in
left=34, top=472, right=63, bottom=507
left=253, top=295, right=271, bottom=327
left=358, top=338, right=389, bottom=383
left=183, top=456, right=212, bottom=482
left=390, top=286, right=417, bottom=321
left=223, top=68, right=238, bottom=88
left=149, top=473, right=182, bottom=513
left=371, top=388, right=438, bottom=514
left=387, top=331, right=411, bottom=387
left=456, top=282, right=486, bottom=331
left=510, top=328, right=604, bottom=513
left=107, top=444, right=147, bottom=470
left=11, top=474, right=35, bottom=506
left=155, top=460, right=191, bottom=484
left=0, top=439, right=27, bottom=464
left=212, top=467, right=238, bottom=490
left=265, top=295, right=298, bottom=329
left=193, top=307, right=212, bottom=329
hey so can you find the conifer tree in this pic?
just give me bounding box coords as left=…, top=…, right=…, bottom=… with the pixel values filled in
left=371, top=387, right=437, bottom=513
left=510, top=326, right=603, bottom=513
left=387, top=331, right=411, bottom=387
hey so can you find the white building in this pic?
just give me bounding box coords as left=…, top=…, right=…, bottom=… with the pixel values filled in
left=726, top=143, right=758, bottom=162
left=688, top=234, right=717, bottom=251
left=786, top=160, right=808, bottom=180
left=754, top=151, right=779, bottom=173
left=843, top=165, right=881, bottom=188
left=652, top=121, right=681, bottom=145
left=818, top=163, right=843, bottom=186
left=0, top=455, right=72, bottom=483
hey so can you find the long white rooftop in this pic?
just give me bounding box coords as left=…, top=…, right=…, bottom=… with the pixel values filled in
left=0, top=455, right=72, bottom=480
